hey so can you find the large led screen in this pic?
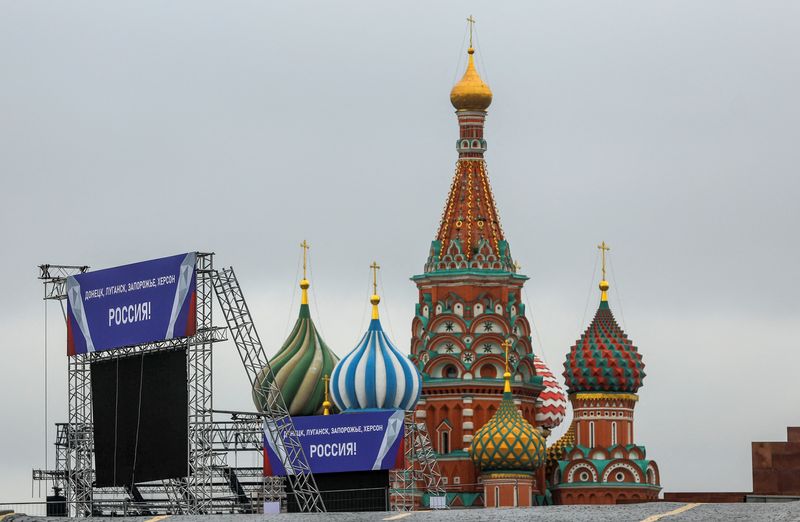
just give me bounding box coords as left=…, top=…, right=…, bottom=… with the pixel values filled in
left=91, top=349, right=188, bottom=487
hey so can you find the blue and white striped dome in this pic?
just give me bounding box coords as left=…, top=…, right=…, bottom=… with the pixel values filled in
left=331, top=294, right=421, bottom=412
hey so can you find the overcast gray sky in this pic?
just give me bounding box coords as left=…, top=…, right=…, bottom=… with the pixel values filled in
left=1, top=0, right=799, bottom=501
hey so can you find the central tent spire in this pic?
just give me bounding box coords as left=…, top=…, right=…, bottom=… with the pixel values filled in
left=425, top=21, right=515, bottom=273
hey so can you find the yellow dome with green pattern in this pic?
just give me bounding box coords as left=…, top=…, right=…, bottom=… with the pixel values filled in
left=469, top=377, right=547, bottom=472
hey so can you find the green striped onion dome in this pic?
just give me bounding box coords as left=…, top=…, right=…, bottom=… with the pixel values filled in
left=252, top=299, right=338, bottom=416
left=563, top=300, right=645, bottom=394
left=469, top=388, right=547, bottom=472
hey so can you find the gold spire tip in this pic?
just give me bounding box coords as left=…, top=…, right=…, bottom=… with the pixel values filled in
left=501, top=338, right=512, bottom=393
left=369, top=261, right=381, bottom=319
left=597, top=241, right=610, bottom=302
left=300, top=240, right=311, bottom=304
left=322, top=374, right=331, bottom=415
left=466, top=15, right=476, bottom=49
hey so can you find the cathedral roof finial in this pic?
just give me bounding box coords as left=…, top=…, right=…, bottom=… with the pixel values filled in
left=467, top=15, right=476, bottom=48
left=369, top=261, right=381, bottom=319
left=322, top=374, right=331, bottom=416
left=300, top=239, right=310, bottom=305
left=598, top=241, right=610, bottom=303
left=501, top=338, right=513, bottom=393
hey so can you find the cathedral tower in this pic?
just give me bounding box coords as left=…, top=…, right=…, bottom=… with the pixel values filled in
left=409, top=20, right=563, bottom=507
left=549, top=243, right=661, bottom=504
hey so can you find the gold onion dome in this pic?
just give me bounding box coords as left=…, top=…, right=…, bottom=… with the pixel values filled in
left=450, top=48, right=493, bottom=111
left=469, top=365, right=546, bottom=473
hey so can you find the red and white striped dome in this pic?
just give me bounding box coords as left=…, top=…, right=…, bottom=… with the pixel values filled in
left=533, top=355, right=567, bottom=430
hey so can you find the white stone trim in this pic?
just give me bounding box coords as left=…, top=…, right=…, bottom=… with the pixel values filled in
left=601, top=462, right=642, bottom=484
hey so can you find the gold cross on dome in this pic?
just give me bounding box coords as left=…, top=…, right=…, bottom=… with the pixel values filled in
left=501, top=338, right=513, bottom=372
left=370, top=261, right=380, bottom=295
left=300, top=240, right=310, bottom=279
left=597, top=241, right=610, bottom=281
left=322, top=374, right=331, bottom=415
left=466, top=15, right=476, bottom=48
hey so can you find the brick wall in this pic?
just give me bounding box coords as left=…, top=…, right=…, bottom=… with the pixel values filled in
left=752, top=427, right=800, bottom=495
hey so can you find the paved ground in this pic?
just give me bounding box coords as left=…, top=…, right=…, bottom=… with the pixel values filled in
left=4, top=501, right=800, bottom=522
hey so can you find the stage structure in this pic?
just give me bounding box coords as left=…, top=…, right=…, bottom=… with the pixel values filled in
left=35, top=254, right=324, bottom=516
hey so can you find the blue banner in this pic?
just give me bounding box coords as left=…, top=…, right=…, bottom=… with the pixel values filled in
left=263, top=410, right=405, bottom=476
left=66, top=253, right=197, bottom=356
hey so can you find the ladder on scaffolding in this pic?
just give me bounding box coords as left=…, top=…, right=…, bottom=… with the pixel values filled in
left=391, top=411, right=446, bottom=511
left=212, top=266, right=325, bottom=513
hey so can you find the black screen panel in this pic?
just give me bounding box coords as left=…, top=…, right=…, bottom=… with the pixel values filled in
left=91, top=349, right=188, bottom=487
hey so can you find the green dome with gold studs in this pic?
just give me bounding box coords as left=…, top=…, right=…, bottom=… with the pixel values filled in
left=469, top=361, right=547, bottom=472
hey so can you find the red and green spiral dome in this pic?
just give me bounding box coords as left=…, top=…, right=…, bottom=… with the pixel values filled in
left=563, top=299, right=645, bottom=394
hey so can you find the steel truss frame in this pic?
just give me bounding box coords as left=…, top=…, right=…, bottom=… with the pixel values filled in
left=39, top=264, right=92, bottom=516
left=390, top=412, right=446, bottom=511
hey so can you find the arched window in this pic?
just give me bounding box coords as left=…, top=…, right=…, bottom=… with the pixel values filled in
left=494, top=486, right=500, bottom=507
left=479, top=364, right=497, bottom=379
left=589, top=421, right=595, bottom=447
left=444, top=364, right=458, bottom=379
left=437, top=419, right=452, bottom=454
left=611, top=422, right=617, bottom=445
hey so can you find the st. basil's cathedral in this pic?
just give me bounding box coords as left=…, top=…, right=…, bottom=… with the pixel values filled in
left=258, top=22, right=662, bottom=509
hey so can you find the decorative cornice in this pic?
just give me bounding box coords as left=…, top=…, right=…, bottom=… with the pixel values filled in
left=551, top=482, right=661, bottom=491
left=482, top=472, right=534, bottom=480
left=421, top=379, right=544, bottom=397
left=570, top=392, right=639, bottom=402
left=412, top=269, right=528, bottom=283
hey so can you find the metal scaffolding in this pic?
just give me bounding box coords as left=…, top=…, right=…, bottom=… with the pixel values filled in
left=187, top=253, right=216, bottom=512
left=390, top=412, right=446, bottom=511
left=39, top=264, right=92, bottom=516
